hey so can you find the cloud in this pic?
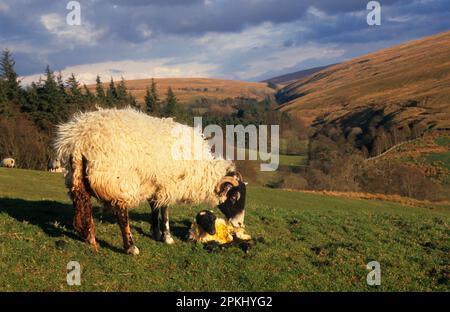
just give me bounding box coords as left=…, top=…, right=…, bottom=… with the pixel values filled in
left=40, top=13, right=106, bottom=46
left=20, top=58, right=218, bottom=85
left=0, top=2, right=9, bottom=13
left=1, top=0, right=449, bottom=84
left=109, top=0, right=204, bottom=6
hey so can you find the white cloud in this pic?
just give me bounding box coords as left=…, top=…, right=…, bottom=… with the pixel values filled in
left=235, top=44, right=344, bottom=80
left=387, top=16, right=412, bottom=23
left=20, top=58, right=218, bottom=85
left=0, top=2, right=9, bottom=13
left=307, top=6, right=337, bottom=23
left=137, top=24, right=153, bottom=39
left=40, top=13, right=105, bottom=46
left=196, top=22, right=302, bottom=52
left=193, top=21, right=343, bottom=80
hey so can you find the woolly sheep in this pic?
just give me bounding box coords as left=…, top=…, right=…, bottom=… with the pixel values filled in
left=54, top=107, right=247, bottom=255
left=1, top=158, right=15, bottom=168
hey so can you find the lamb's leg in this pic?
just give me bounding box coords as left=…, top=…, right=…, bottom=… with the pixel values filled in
left=149, top=200, right=161, bottom=241
left=116, top=208, right=139, bottom=255
left=161, top=206, right=174, bottom=245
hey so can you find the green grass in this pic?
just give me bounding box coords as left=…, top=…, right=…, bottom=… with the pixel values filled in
left=435, top=136, right=450, bottom=147
left=0, top=167, right=449, bottom=291
left=425, top=151, right=450, bottom=170
left=278, top=154, right=307, bottom=167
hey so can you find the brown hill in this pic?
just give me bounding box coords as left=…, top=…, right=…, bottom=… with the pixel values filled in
left=277, top=31, right=450, bottom=130
left=88, top=78, right=274, bottom=105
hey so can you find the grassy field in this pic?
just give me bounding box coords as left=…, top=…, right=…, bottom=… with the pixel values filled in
left=0, top=168, right=449, bottom=291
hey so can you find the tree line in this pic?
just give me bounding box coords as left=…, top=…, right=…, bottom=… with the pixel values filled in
left=0, top=49, right=184, bottom=168
left=0, top=50, right=183, bottom=129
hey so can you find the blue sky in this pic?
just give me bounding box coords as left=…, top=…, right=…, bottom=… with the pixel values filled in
left=0, top=0, right=449, bottom=84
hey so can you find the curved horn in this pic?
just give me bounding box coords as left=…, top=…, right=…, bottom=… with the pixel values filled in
left=215, top=176, right=239, bottom=194
left=234, top=171, right=243, bottom=182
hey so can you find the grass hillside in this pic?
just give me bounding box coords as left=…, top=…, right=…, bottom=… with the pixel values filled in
left=368, top=133, right=450, bottom=185
left=0, top=168, right=448, bottom=291
left=88, top=78, right=275, bottom=105
left=277, top=31, right=450, bottom=129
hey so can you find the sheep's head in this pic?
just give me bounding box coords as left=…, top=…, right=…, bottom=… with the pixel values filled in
left=215, top=172, right=247, bottom=228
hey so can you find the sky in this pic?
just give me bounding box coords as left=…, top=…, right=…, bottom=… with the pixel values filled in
left=0, top=0, right=449, bottom=85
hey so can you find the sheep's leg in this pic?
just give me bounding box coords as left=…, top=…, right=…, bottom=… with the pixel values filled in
left=161, top=206, right=174, bottom=245
left=84, top=197, right=98, bottom=251
left=72, top=191, right=84, bottom=236
left=71, top=187, right=98, bottom=251
left=116, top=208, right=139, bottom=255
left=149, top=200, right=162, bottom=241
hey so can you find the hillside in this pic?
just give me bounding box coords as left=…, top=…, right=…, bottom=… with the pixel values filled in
left=277, top=31, right=450, bottom=129
left=88, top=78, right=275, bottom=105
left=263, top=64, right=335, bottom=86
left=0, top=168, right=449, bottom=291
left=367, top=133, right=450, bottom=183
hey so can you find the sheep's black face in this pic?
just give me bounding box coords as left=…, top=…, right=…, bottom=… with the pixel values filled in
left=218, top=181, right=247, bottom=228
left=196, top=210, right=217, bottom=235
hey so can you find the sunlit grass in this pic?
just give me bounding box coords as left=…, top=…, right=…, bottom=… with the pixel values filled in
left=0, top=167, right=448, bottom=291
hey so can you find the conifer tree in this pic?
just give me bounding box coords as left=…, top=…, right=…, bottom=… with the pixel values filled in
left=0, top=49, right=21, bottom=102
left=66, top=73, right=82, bottom=99
left=23, top=82, right=40, bottom=113
left=41, top=65, right=66, bottom=122
left=164, top=86, right=178, bottom=117
left=145, top=78, right=160, bottom=116
left=106, top=77, right=117, bottom=107
left=116, top=77, right=128, bottom=104
left=95, top=75, right=106, bottom=103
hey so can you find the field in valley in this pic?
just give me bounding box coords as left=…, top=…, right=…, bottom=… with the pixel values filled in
left=87, top=77, right=275, bottom=105
left=0, top=168, right=448, bottom=291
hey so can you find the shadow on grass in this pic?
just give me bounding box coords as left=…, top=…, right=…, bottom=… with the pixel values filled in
left=0, top=197, right=123, bottom=253
left=129, top=211, right=192, bottom=242
left=0, top=197, right=194, bottom=251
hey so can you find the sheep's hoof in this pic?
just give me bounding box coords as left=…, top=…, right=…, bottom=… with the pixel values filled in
left=126, top=245, right=140, bottom=256
left=163, top=235, right=175, bottom=245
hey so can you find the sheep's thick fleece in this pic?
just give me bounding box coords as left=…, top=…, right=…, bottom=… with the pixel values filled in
left=54, top=108, right=235, bottom=209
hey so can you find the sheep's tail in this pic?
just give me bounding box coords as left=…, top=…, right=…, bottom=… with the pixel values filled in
left=69, top=154, right=97, bottom=249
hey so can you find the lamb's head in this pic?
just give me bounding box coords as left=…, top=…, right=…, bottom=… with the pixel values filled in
left=196, top=210, right=217, bottom=235
left=215, top=172, right=247, bottom=228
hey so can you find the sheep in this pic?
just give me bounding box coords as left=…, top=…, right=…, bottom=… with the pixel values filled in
left=1, top=158, right=15, bottom=168
left=48, top=158, right=64, bottom=172
left=54, top=107, right=247, bottom=255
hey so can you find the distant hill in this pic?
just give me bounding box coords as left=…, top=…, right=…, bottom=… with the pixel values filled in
left=88, top=78, right=275, bottom=105
left=277, top=31, right=450, bottom=130
left=262, top=64, right=335, bottom=86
